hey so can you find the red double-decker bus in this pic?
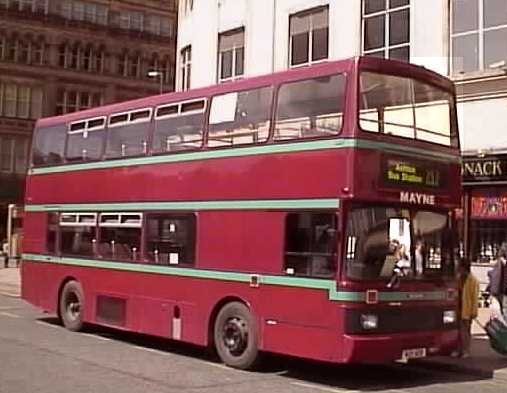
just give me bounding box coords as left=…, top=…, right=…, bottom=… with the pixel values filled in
left=22, top=56, right=461, bottom=369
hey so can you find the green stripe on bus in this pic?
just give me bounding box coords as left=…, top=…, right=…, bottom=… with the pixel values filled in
left=24, top=198, right=341, bottom=212
left=22, top=254, right=447, bottom=303
left=29, top=138, right=460, bottom=175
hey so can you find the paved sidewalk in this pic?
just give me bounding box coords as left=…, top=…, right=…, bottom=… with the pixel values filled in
left=414, top=307, right=507, bottom=377
left=1, top=266, right=507, bottom=376
left=0, top=266, right=20, bottom=297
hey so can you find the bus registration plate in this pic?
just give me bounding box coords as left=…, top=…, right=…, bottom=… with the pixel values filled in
left=401, top=348, right=426, bottom=361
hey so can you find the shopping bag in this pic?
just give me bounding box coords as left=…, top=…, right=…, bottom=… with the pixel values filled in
left=484, top=318, right=507, bottom=356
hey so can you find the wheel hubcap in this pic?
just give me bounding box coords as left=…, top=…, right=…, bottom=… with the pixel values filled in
left=222, top=317, right=248, bottom=356
left=65, top=292, right=81, bottom=321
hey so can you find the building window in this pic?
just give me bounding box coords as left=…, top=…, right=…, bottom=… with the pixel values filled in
left=0, top=136, right=29, bottom=174
left=32, top=38, right=47, bottom=65
left=0, top=137, right=14, bottom=172
left=55, top=89, right=102, bottom=115
left=289, top=6, right=329, bottom=67
left=117, top=51, right=141, bottom=78
left=5, top=38, right=19, bottom=62
left=146, top=15, right=174, bottom=38
left=451, top=0, right=507, bottom=74
left=0, top=82, right=43, bottom=119
left=183, top=0, right=193, bottom=15
left=0, top=33, right=48, bottom=65
left=180, top=45, right=191, bottom=91
left=58, top=43, right=70, bottom=68
left=0, top=0, right=48, bottom=13
left=145, top=213, right=196, bottom=265
left=58, top=42, right=104, bottom=73
left=284, top=213, right=337, bottom=278
left=146, top=14, right=161, bottom=35
left=161, top=18, right=174, bottom=38
left=118, top=10, right=144, bottom=31
left=362, top=0, right=410, bottom=62
left=149, top=54, right=172, bottom=84
left=58, top=1, right=107, bottom=25
left=217, top=28, right=245, bottom=82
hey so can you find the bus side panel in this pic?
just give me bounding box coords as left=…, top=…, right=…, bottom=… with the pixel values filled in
left=27, top=149, right=349, bottom=204
left=198, top=211, right=284, bottom=274
left=22, top=212, right=47, bottom=254
left=65, top=266, right=258, bottom=346
left=258, top=285, right=341, bottom=362
left=21, top=261, right=60, bottom=314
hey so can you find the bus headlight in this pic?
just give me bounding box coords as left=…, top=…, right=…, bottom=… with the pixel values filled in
left=443, top=310, right=456, bottom=324
left=360, top=314, right=378, bottom=330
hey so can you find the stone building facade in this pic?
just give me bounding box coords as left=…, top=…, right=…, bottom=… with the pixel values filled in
left=0, top=0, right=177, bottom=240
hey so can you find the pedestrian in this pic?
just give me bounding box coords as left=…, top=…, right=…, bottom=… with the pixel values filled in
left=453, top=257, right=479, bottom=358
left=488, top=243, right=507, bottom=319
left=387, top=242, right=411, bottom=288
left=414, top=239, right=426, bottom=276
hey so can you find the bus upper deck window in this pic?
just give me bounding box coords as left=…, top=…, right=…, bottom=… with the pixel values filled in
left=359, top=72, right=455, bottom=147
left=32, top=125, right=67, bottom=166
left=274, top=74, right=345, bottom=141
left=208, top=87, right=272, bottom=148
left=153, top=100, right=205, bottom=153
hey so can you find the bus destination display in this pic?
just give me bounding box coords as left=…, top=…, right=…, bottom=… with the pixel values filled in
left=382, top=157, right=444, bottom=189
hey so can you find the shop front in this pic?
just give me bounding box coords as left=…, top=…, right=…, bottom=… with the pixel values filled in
left=462, top=155, right=507, bottom=289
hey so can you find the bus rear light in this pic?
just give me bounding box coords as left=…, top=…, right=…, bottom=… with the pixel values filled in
left=360, top=314, right=378, bottom=330
left=366, top=290, right=378, bottom=304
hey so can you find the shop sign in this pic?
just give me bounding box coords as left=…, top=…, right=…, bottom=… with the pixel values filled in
left=462, top=157, right=507, bottom=183
left=471, top=196, right=507, bottom=218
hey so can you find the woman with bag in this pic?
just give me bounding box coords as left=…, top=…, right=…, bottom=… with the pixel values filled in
left=453, top=258, right=479, bottom=358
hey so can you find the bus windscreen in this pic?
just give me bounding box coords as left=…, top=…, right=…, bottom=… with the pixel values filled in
left=359, top=72, right=458, bottom=147
left=345, top=206, right=455, bottom=282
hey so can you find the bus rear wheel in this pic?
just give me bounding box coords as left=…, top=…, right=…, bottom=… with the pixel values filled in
left=59, top=281, right=84, bottom=332
left=214, top=302, right=258, bottom=369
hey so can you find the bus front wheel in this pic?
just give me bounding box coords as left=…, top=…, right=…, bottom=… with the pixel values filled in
left=214, top=301, right=258, bottom=369
left=59, top=281, right=84, bottom=332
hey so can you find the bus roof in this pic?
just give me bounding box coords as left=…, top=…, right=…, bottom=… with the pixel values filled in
left=35, top=56, right=455, bottom=129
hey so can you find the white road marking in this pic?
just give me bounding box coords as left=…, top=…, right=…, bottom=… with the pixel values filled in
left=132, top=345, right=170, bottom=355
left=82, top=333, right=112, bottom=342
left=203, top=361, right=232, bottom=370
left=0, top=311, right=20, bottom=318
left=291, top=381, right=360, bottom=393
left=480, top=380, right=507, bottom=387
left=35, top=320, right=61, bottom=330
left=0, top=291, right=20, bottom=298
left=387, top=390, right=413, bottom=393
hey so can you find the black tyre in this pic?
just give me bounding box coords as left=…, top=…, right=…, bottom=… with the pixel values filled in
left=59, top=281, right=84, bottom=332
left=214, top=302, right=259, bottom=369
